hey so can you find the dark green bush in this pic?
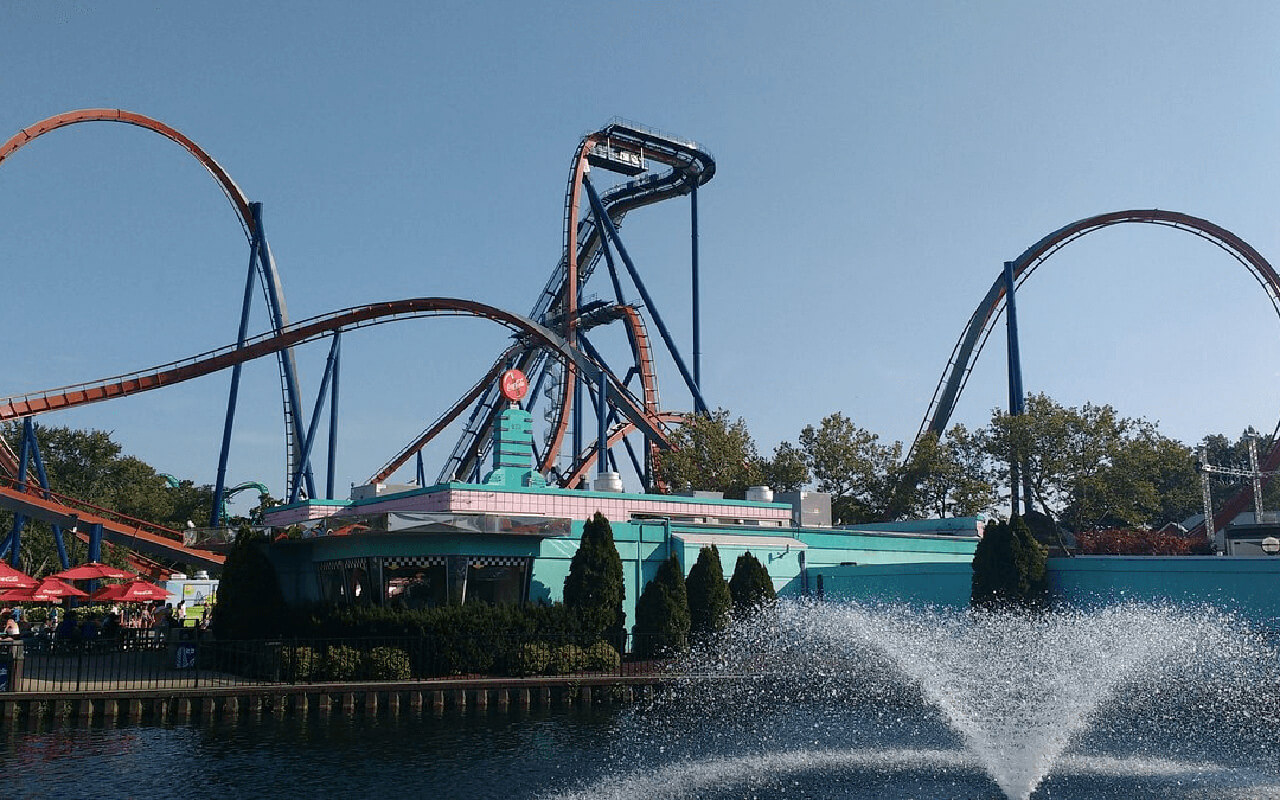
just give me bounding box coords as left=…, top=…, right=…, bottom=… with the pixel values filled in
left=324, top=645, right=362, bottom=680
left=686, top=545, right=731, bottom=640
left=729, top=551, right=777, bottom=612
left=546, top=644, right=585, bottom=675
left=364, top=646, right=412, bottom=681
left=282, top=645, right=319, bottom=682
left=511, top=642, right=551, bottom=676
left=971, top=515, right=1048, bottom=608
left=632, top=554, right=690, bottom=659
left=563, top=512, right=626, bottom=647
left=581, top=640, right=621, bottom=671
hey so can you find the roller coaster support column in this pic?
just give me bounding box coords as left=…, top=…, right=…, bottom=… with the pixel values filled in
left=2, top=419, right=69, bottom=568
left=254, top=204, right=317, bottom=501
left=597, top=366, right=610, bottom=477
left=326, top=332, right=341, bottom=500
left=289, top=333, right=341, bottom=505
left=211, top=212, right=264, bottom=527
left=584, top=177, right=708, bottom=414
left=574, top=372, right=583, bottom=478
left=692, top=184, right=701, bottom=389
left=1003, top=260, right=1031, bottom=515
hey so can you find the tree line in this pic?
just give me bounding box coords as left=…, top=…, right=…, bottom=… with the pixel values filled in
left=655, top=395, right=1275, bottom=534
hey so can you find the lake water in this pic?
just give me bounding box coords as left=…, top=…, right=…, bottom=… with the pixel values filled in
left=3, top=697, right=1278, bottom=800
left=6, top=602, right=1280, bottom=799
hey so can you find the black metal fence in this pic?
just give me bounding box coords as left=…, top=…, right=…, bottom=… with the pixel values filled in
left=0, top=632, right=671, bottom=693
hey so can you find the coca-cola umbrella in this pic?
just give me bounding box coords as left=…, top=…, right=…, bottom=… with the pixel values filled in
left=90, top=579, right=169, bottom=603
left=0, top=576, right=90, bottom=603
left=0, top=562, right=38, bottom=590
left=52, top=562, right=136, bottom=581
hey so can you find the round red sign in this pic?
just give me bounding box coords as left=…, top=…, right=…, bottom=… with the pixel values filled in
left=500, top=369, right=529, bottom=402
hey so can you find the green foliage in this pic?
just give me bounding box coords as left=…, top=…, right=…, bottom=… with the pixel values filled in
left=0, top=423, right=216, bottom=575
left=364, top=646, right=412, bottom=680
left=294, top=602, right=588, bottom=676
left=656, top=409, right=764, bottom=497
left=210, top=526, right=287, bottom=640
left=894, top=426, right=995, bottom=520
left=323, top=645, right=362, bottom=681
left=685, top=545, right=731, bottom=640
left=281, top=645, right=320, bottom=682
left=582, top=640, right=621, bottom=671
left=632, top=554, right=690, bottom=658
left=971, top=516, right=1048, bottom=608
left=762, top=441, right=810, bottom=493
left=512, top=642, right=551, bottom=676
left=986, top=395, right=1203, bottom=532
left=728, top=551, right=776, bottom=612
left=546, top=644, right=586, bottom=675
left=563, top=512, right=626, bottom=647
left=799, top=412, right=902, bottom=524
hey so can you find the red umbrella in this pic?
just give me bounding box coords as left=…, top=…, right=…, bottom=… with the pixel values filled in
left=0, top=562, right=38, bottom=590
left=0, top=576, right=89, bottom=603
left=90, top=578, right=169, bottom=603
left=52, top=562, right=136, bottom=581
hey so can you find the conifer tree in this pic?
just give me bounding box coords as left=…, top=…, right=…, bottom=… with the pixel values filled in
left=632, top=554, right=690, bottom=657
left=971, top=515, right=1047, bottom=607
left=563, top=512, right=626, bottom=646
left=685, top=545, right=732, bottom=640
left=728, top=551, right=776, bottom=612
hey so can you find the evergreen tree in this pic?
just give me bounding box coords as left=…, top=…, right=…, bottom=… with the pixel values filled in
left=563, top=512, right=626, bottom=647
left=728, top=551, right=776, bottom=612
left=632, top=554, right=690, bottom=658
left=685, top=545, right=732, bottom=640
left=211, top=525, right=288, bottom=639
left=971, top=515, right=1047, bottom=608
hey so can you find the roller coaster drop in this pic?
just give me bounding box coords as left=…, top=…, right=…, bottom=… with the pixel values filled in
left=0, top=110, right=712, bottom=570
left=1, top=110, right=1274, bottom=571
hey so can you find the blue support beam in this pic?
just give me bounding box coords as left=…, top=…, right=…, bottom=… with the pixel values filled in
left=691, top=183, right=701, bottom=389
left=253, top=204, right=317, bottom=501
left=288, top=333, right=341, bottom=505
left=1003, top=260, right=1031, bottom=515
left=211, top=217, right=263, bottom=527
left=596, top=366, right=609, bottom=477
left=326, top=332, right=341, bottom=499
left=583, top=176, right=708, bottom=414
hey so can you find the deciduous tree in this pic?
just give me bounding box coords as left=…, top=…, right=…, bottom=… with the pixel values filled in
left=655, top=409, right=763, bottom=498
left=798, top=412, right=901, bottom=524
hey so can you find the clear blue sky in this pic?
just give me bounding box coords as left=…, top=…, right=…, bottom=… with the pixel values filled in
left=4, top=2, right=1280, bottom=507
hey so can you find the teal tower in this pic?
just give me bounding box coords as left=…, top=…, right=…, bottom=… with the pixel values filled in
left=481, top=406, right=548, bottom=488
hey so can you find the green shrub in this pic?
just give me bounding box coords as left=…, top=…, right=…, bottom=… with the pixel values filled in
left=324, top=645, right=362, bottom=681
left=282, top=645, right=319, bottom=682
left=632, top=554, right=690, bottom=659
left=546, top=644, right=586, bottom=675
left=364, top=646, right=412, bottom=681
left=563, top=512, right=626, bottom=647
left=729, top=551, right=776, bottom=612
left=581, top=640, right=620, bottom=672
left=972, top=515, right=1048, bottom=608
left=686, top=545, right=731, bottom=640
left=511, top=642, right=551, bottom=676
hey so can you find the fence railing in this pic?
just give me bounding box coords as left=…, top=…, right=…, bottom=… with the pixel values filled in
left=0, top=631, right=677, bottom=694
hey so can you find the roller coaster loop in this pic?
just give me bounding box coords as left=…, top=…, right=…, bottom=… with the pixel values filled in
left=913, top=209, right=1280, bottom=535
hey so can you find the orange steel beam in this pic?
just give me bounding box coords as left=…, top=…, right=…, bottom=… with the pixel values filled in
left=0, top=108, right=254, bottom=236
left=0, top=479, right=223, bottom=569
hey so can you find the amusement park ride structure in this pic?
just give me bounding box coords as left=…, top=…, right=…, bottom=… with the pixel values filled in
left=1, top=109, right=1277, bottom=573
left=0, top=110, right=712, bottom=571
